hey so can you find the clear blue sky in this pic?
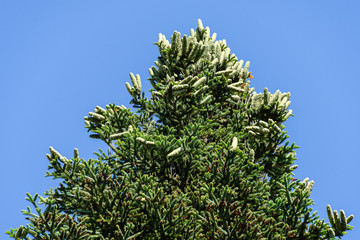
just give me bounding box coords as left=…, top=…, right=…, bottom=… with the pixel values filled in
left=1, top=1, right=359, bottom=238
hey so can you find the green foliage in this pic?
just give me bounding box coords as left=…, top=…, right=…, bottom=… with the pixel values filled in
left=7, top=19, right=353, bottom=239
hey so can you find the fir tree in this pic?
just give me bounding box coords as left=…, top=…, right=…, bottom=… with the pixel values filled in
left=7, top=20, right=353, bottom=239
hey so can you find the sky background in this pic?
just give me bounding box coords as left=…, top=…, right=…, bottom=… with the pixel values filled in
left=1, top=1, right=359, bottom=238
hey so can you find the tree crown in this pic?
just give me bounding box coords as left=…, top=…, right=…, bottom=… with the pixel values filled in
left=7, top=19, right=353, bottom=240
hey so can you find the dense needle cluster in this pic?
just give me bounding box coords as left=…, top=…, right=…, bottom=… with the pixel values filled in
left=8, top=20, right=353, bottom=239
